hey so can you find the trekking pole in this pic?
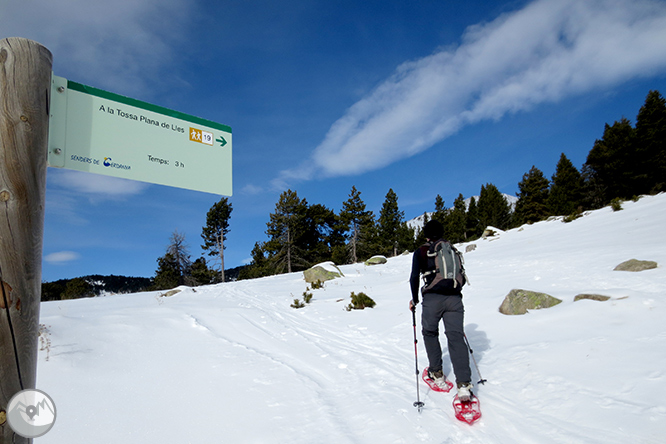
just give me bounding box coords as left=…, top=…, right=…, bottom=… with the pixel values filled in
left=411, top=306, right=425, bottom=411
left=463, top=333, right=487, bottom=385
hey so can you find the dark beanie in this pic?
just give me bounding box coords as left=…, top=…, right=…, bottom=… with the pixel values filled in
left=423, top=220, right=444, bottom=240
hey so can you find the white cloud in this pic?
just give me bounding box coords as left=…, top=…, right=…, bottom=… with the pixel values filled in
left=49, top=170, right=149, bottom=197
left=0, top=0, right=192, bottom=95
left=277, top=0, right=666, bottom=184
left=240, top=184, right=265, bottom=195
left=44, top=251, right=80, bottom=264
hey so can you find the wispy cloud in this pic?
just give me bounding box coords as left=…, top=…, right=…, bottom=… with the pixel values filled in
left=44, top=251, right=80, bottom=265
left=45, top=170, right=149, bottom=228
left=275, top=0, right=666, bottom=186
left=241, top=184, right=265, bottom=196
left=0, top=0, right=192, bottom=95
left=49, top=170, right=149, bottom=197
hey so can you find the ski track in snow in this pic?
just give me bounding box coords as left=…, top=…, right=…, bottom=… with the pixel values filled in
left=180, top=310, right=362, bottom=443
left=175, top=293, right=430, bottom=443
left=36, top=193, right=666, bottom=443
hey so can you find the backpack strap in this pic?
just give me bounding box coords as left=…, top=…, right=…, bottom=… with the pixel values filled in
left=418, top=242, right=432, bottom=272
left=420, top=240, right=439, bottom=282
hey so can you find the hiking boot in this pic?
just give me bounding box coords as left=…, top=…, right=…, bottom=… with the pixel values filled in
left=428, top=369, right=448, bottom=389
left=457, top=382, right=473, bottom=402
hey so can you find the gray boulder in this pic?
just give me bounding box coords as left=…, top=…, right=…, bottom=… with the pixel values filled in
left=482, top=226, right=503, bottom=239
left=613, top=259, right=658, bottom=272
left=574, top=294, right=611, bottom=302
left=499, top=289, right=563, bottom=315
left=365, top=255, right=387, bottom=266
left=304, top=262, right=344, bottom=283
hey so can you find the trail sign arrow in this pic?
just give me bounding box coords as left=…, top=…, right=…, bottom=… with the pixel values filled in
left=216, top=136, right=227, bottom=147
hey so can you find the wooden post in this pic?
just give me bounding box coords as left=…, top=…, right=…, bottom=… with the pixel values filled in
left=0, top=37, right=52, bottom=443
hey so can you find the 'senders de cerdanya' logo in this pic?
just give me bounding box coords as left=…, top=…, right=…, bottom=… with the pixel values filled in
left=103, top=157, right=131, bottom=170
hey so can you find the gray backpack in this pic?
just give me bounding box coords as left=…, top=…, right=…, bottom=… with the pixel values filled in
left=422, top=240, right=468, bottom=293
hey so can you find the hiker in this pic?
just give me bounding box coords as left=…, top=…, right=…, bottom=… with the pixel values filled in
left=409, top=220, right=473, bottom=401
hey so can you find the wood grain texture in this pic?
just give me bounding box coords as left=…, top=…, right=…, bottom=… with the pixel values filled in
left=0, top=37, right=52, bottom=444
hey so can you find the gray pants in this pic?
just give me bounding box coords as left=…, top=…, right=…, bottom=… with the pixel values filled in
left=421, top=293, right=471, bottom=384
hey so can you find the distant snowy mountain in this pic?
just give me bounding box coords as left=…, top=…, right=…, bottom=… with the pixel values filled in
left=407, top=193, right=518, bottom=232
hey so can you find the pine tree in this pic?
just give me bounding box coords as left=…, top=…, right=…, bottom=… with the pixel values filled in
left=377, top=189, right=410, bottom=256
left=432, top=194, right=447, bottom=225
left=265, top=190, right=309, bottom=274
left=548, top=153, right=583, bottom=216
left=62, top=278, right=94, bottom=300
left=303, top=203, right=342, bottom=265
left=514, top=166, right=551, bottom=225
left=443, top=193, right=466, bottom=243
left=339, top=186, right=375, bottom=263
left=585, top=118, right=635, bottom=202
left=580, top=163, right=606, bottom=210
left=189, top=257, right=217, bottom=286
left=153, top=253, right=181, bottom=290
left=396, top=222, right=416, bottom=254
left=478, top=183, right=512, bottom=230
left=239, top=242, right=271, bottom=280
left=465, top=197, right=481, bottom=240
left=634, top=90, right=666, bottom=193
left=201, top=197, right=233, bottom=282
left=358, top=218, right=379, bottom=259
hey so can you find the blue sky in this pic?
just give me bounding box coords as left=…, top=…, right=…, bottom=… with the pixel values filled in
left=2, top=0, right=666, bottom=282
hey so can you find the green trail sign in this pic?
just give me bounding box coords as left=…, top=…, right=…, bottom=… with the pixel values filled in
left=48, top=75, right=232, bottom=196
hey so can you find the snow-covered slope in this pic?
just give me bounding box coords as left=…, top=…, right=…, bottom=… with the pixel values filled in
left=37, top=194, right=666, bottom=443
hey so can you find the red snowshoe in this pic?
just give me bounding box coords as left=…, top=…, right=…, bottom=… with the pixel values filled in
left=452, top=394, right=482, bottom=425
left=422, top=367, right=454, bottom=393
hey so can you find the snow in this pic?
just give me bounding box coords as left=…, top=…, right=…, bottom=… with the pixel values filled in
left=312, top=260, right=345, bottom=275
left=37, top=194, right=666, bottom=443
